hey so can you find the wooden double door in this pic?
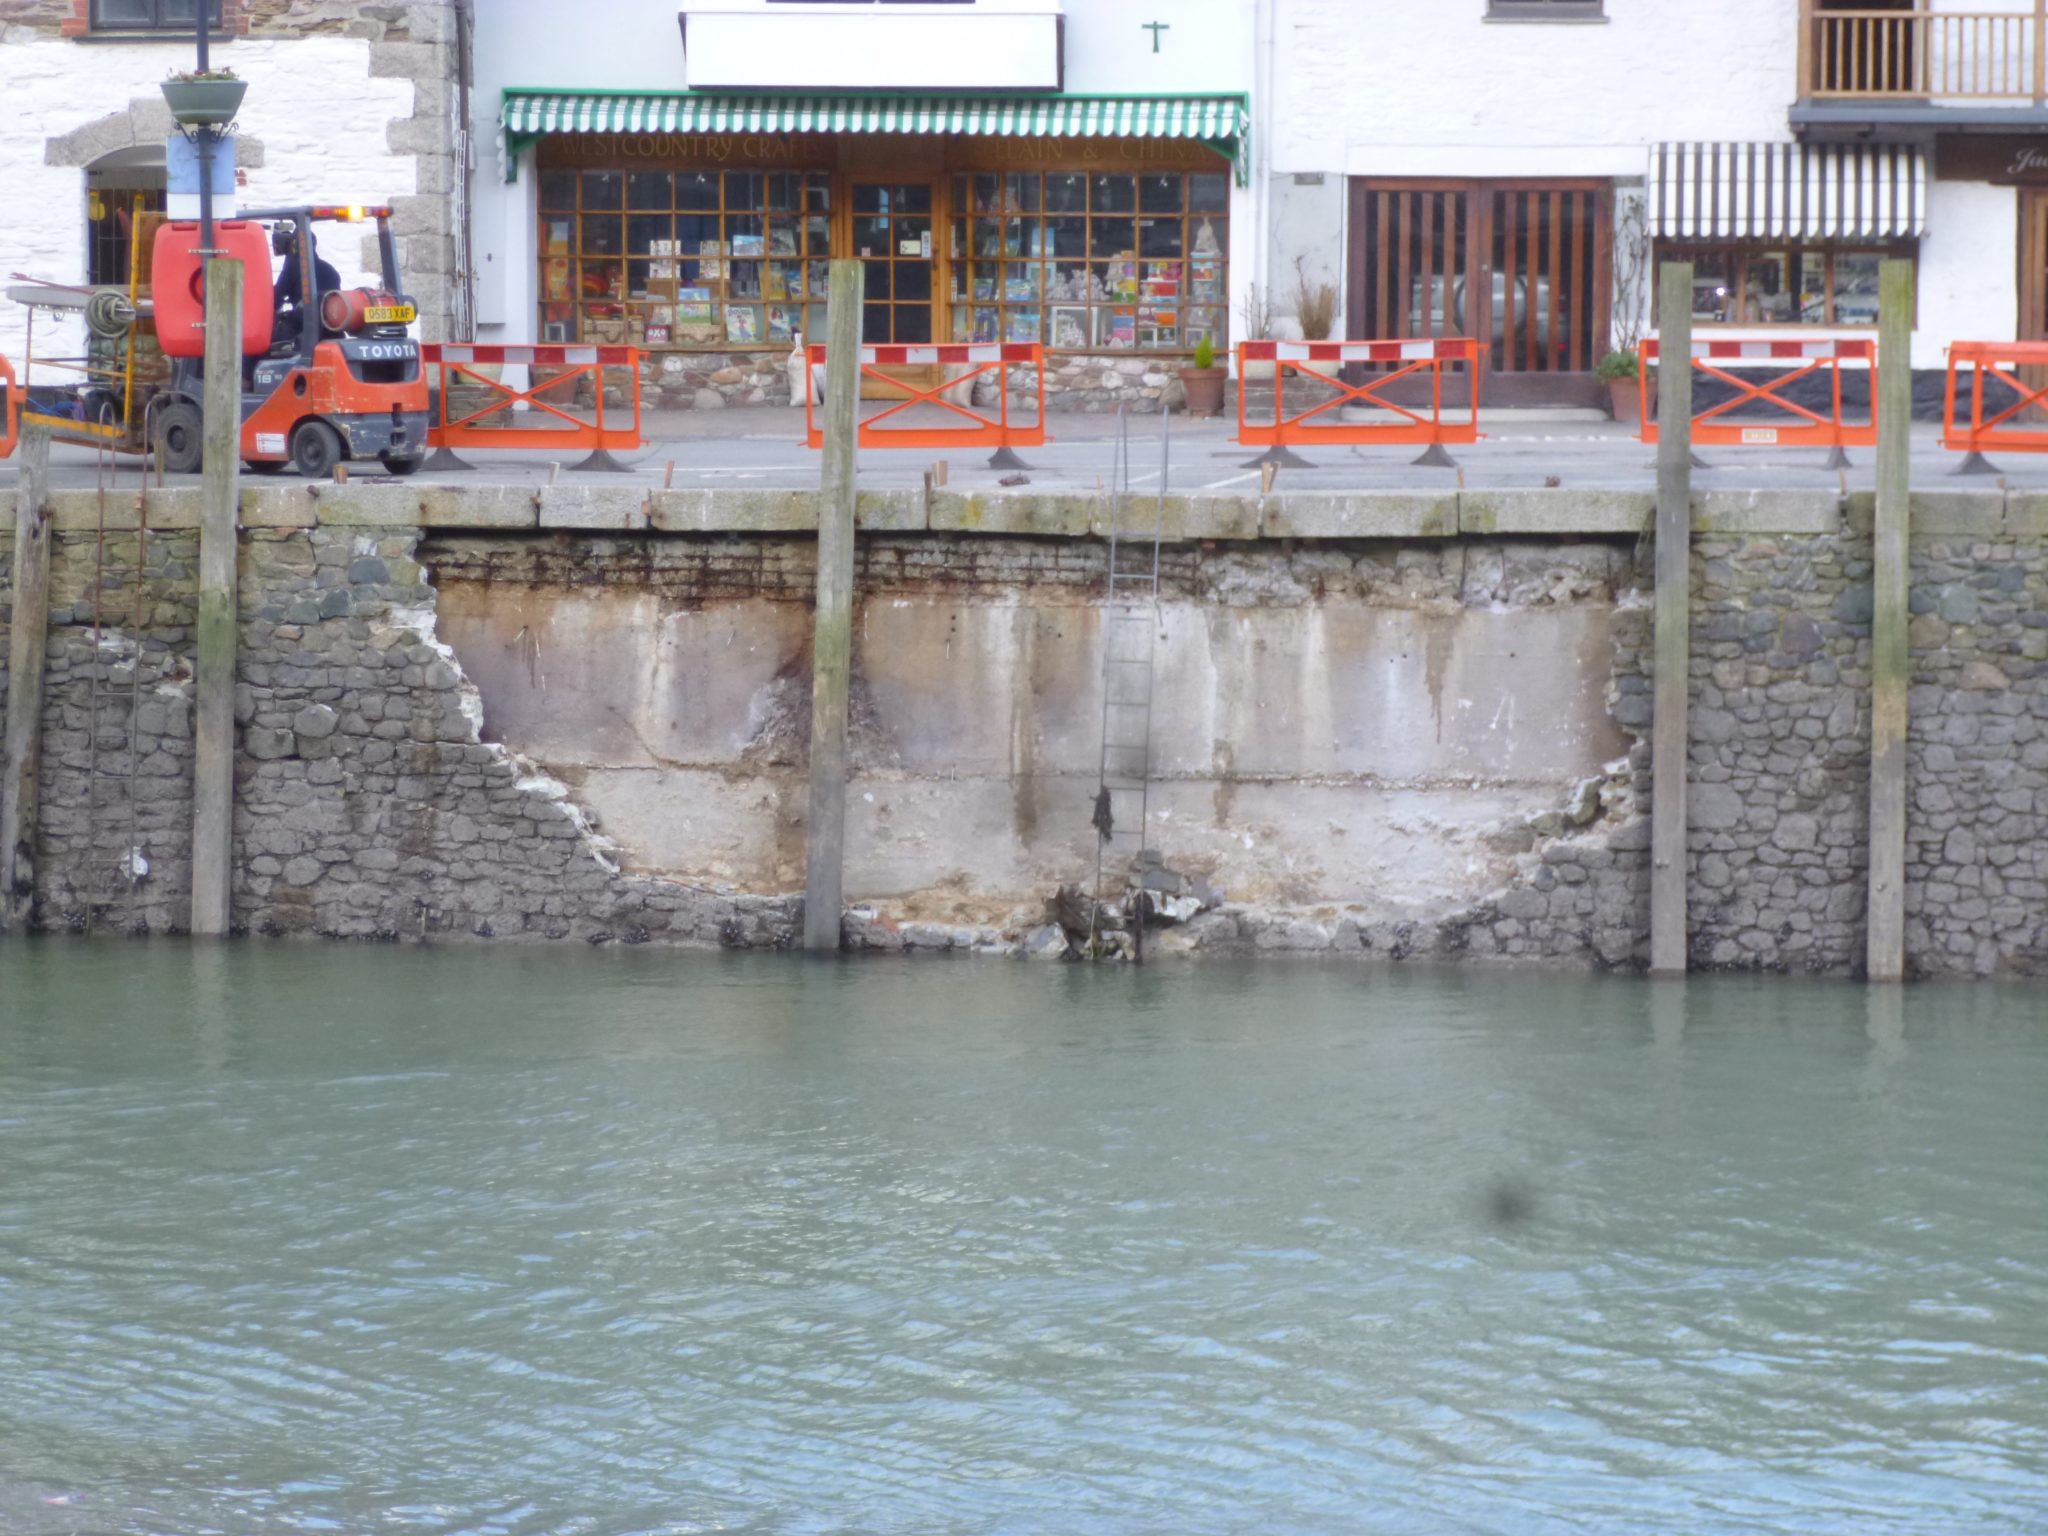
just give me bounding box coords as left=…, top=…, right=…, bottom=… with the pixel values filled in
left=1347, top=179, right=1614, bottom=406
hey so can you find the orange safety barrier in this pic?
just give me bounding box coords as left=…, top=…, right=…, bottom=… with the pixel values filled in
left=1639, top=337, right=1876, bottom=463
left=0, top=353, right=16, bottom=461
left=1235, top=338, right=1482, bottom=468
left=423, top=343, right=643, bottom=471
left=804, top=341, right=1046, bottom=469
left=1942, top=341, right=2048, bottom=473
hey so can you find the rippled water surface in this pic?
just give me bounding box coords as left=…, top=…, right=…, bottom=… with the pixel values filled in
left=2, top=944, right=2046, bottom=1534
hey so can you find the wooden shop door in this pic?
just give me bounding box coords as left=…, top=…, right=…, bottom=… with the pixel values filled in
left=1347, top=179, right=1613, bottom=406
left=851, top=180, right=939, bottom=401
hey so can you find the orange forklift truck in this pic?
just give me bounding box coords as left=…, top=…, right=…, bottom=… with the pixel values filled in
left=151, top=204, right=430, bottom=477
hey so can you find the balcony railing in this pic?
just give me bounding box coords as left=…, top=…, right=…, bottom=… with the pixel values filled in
left=1801, top=5, right=2047, bottom=103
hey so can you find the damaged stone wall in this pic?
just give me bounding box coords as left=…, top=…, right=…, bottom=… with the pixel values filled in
left=0, top=517, right=797, bottom=944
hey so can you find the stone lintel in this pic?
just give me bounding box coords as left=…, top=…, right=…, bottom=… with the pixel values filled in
left=416, top=486, right=539, bottom=530
left=1087, top=494, right=1259, bottom=542
left=1691, top=489, right=1841, bottom=536
left=1263, top=492, right=1456, bottom=539
left=307, top=483, right=427, bottom=527
left=930, top=491, right=1090, bottom=537
left=1460, top=489, right=1654, bottom=536
left=1844, top=489, right=2006, bottom=538
left=535, top=485, right=648, bottom=531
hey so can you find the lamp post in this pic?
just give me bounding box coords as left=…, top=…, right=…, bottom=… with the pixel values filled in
left=159, top=6, right=246, bottom=261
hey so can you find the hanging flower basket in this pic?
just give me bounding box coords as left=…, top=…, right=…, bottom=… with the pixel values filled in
left=161, top=78, right=246, bottom=127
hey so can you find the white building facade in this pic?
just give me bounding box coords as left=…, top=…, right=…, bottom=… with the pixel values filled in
left=0, top=0, right=462, bottom=376
left=468, top=0, right=1256, bottom=410
left=1265, top=0, right=2041, bottom=406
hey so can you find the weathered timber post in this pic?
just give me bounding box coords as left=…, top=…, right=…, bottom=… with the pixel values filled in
left=1, top=423, right=53, bottom=933
left=1866, top=258, right=1914, bottom=981
left=803, top=259, right=861, bottom=952
left=1650, top=262, right=1694, bottom=977
left=191, top=257, right=243, bottom=937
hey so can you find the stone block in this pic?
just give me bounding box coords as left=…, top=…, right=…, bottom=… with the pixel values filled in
left=42, top=488, right=204, bottom=532
left=310, top=483, right=426, bottom=528
left=930, top=492, right=1091, bottom=537
left=537, top=485, right=648, bottom=531
left=416, top=486, right=539, bottom=530
left=1086, top=494, right=1259, bottom=542
left=856, top=489, right=926, bottom=532
left=2000, top=491, right=2048, bottom=539
left=241, top=485, right=319, bottom=529
left=650, top=489, right=815, bottom=533
left=1844, top=489, right=2005, bottom=537
left=1262, top=492, right=1457, bottom=539
left=1692, top=489, right=1840, bottom=535
left=1459, top=489, right=1653, bottom=536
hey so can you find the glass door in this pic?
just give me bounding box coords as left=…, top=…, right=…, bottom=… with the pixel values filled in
left=852, top=182, right=935, bottom=344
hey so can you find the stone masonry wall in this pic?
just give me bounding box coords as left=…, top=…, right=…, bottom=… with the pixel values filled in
left=5, top=499, right=2046, bottom=974
left=0, top=516, right=798, bottom=944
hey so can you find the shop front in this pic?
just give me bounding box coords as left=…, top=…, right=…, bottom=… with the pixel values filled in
left=503, top=92, right=1248, bottom=411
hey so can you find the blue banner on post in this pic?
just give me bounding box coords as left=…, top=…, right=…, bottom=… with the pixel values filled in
left=166, top=133, right=236, bottom=220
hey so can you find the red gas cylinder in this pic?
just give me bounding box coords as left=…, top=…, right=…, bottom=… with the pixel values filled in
left=320, top=287, right=399, bottom=334
left=149, top=220, right=274, bottom=359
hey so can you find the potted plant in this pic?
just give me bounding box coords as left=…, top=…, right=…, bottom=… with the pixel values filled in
left=161, top=66, right=246, bottom=127
left=1180, top=333, right=1226, bottom=417
left=1236, top=283, right=1274, bottom=382
left=1293, top=253, right=1338, bottom=344
left=1597, top=349, right=1641, bottom=424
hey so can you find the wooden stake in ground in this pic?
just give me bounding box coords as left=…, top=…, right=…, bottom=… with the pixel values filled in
left=1650, top=262, right=1694, bottom=977
left=1866, top=258, right=1915, bottom=982
left=1, top=423, right=53, bottom=932
left=804, top=259, right=862, bottom=952
left=191, top=257, right=243, bottom=937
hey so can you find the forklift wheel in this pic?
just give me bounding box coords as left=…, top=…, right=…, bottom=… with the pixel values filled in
left=379, top=451, right=425, bottom=477
left=156, top=400, right=203, bottom=476
left=290, top=420, right=345, bottom=479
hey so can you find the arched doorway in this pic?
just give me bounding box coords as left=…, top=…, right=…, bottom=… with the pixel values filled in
left=86, top=145, right=167, bottom=287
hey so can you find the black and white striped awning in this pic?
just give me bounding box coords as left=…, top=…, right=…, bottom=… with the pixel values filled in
left=1651, top=142, right=1926, bottom=241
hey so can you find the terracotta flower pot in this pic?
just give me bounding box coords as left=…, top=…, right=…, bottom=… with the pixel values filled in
left=1180, top=365, right=1227, bottom=418
left=1608, top=376, right=1642, bottom=425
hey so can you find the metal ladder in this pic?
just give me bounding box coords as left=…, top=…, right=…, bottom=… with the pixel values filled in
left=1089, top=408, right=1166, bottom=958
left=82, top=417, right=147, bottom=935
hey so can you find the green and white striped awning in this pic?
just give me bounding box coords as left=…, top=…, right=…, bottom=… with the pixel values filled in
left=502, top=91, right=1251, bottom=185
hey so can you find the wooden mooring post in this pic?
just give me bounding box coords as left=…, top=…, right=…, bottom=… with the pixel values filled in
left=191, top=257, right=243, bottom=937
left=1866, top=258, right=1914, bottom=981
left=1, top=423, right=52, bottom=933
left=803, top=259, right=862, bottom=952
left=1650, top=263, right=1694, bottom=977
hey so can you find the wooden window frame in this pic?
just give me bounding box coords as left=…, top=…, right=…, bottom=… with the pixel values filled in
left=538, top=166, right=833, bottom=350
left=946, top=169, right=1230, bottom=355
left=1652, top=240, right=1918, bottom=329
left=88, top=0, right=223, bottom=32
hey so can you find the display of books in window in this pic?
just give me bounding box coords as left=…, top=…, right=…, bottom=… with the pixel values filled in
left=676, top=287, right=720, bottom=344
left=767, top=304, right=799, bottom=343
left=730, top=233, right=764, bottom=259
left=1003, top=271, right=1039, bottom=303
left=726, top=305, right=762, bottom=344
left=971, top=307, right=999, bottom=344
left=1049, top=307, right=1088, bottom=351
left=973, top=275, right=995, bottom=302
left=1106, top=310, right=1137, bottom=349
left=1190, top=257, right=1223, bottom=302
left=697, top=239, right=724, bottom=280
left=646, top=324, right=671, bottom=345
left=1005, top=309, right=1041, bottom=344
left=769, top=226, right=798, bottom=256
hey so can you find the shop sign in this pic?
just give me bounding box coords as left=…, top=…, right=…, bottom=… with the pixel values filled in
left=952, top=136, right=1227, bottom=172
left=1936, top=134, right=2048, bottom=184
left=540, top=133, right=838, bottom=167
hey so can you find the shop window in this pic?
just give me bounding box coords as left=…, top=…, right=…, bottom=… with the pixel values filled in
left=1660, top=244, right=1908, bottom=326
left=90, top=0, right=223, bottom=30
left=538, top=167, right=831, bottom=347
left=949, top=170, right=1229, bottom=352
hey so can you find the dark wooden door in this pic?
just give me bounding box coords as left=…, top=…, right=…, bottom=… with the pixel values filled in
left=2021, top=189, right=2048, bottom=344
left=1347, top=179, right=1613, bottom=405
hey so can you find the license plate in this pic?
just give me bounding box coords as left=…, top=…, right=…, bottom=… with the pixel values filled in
left=364, top=304, right=416, bottom=325
left=1741, top=427, right=1779, bottom=444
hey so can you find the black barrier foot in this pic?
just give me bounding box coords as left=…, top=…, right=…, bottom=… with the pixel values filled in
left=568, top=447, right=633, bottom=473
left=1952, top=450, right=2002, bottom=476
left=420, top=446, right=476, bottom=472
left=987, top=446, right=1033, bottom=472
left=1691, top=451, right=1713, bottom=470
left=1824, top=446, right=1854, bottom=470
left=1411, top=443, right=1459, bottom=469
left=1238, top=444, right=1316, bottom=470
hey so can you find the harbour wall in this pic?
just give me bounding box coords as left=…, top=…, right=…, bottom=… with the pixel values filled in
left=3, top=482, right=2045, bottom=976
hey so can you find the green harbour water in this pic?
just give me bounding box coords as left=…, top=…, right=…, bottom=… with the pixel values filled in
left=1, top=941, right=2044, bottom=1534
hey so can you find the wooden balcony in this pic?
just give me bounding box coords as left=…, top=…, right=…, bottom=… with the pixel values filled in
left=1799, top=3, right=2048, bottom=104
